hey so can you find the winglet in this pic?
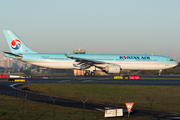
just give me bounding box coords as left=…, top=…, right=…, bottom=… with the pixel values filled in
left=64, top=53, right=73, bottom=59
left=64, top=53, right=67, bottom=56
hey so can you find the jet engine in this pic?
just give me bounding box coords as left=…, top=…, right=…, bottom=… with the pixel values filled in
left=104, top=65, right=121, bottom=73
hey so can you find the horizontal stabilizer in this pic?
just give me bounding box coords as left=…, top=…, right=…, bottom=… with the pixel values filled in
left=3, top=51, right=24, bottom=59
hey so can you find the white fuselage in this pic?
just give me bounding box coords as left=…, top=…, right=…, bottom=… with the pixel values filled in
left=23, top=60, right=177, bottom=70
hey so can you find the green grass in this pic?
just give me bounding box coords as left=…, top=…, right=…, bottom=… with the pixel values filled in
left=18, top=83, right=180, bottom=113
left=0, top=95, right=156, bottom=120
left=0, top=95, right=104, bottom=120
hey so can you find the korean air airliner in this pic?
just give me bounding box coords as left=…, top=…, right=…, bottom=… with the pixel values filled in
left=3, top=30, right=178, bottom=76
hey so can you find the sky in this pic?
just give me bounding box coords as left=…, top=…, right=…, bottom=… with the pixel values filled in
left=0, top=0, right=180, bottom=61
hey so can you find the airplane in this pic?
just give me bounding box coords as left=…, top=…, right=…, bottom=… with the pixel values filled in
left=3, top=30, right=178, bottom=76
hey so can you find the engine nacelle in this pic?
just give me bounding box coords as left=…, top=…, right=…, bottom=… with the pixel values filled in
left=104, top=65, right=121, bottom=73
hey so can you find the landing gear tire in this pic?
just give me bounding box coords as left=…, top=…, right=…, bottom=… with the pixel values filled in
left=91, top=72, right=95, bottom=76
left=84, top=72, right=90, bottom=76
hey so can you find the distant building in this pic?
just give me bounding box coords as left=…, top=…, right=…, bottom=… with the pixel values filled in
left=0, top=53, right=31, bottom=68
left=73, top=49, right=86, bottom=54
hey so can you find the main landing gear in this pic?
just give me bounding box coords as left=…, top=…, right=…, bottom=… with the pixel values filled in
left=84, top=70, right=95, bottom=76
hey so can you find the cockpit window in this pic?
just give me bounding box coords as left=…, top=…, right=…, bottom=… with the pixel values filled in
left=170, top=59, right=174, bottom=61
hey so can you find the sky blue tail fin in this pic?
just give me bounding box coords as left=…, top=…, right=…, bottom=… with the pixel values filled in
left=3, top=30, right=36, bottom=53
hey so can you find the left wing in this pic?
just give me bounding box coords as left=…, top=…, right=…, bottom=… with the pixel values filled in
left=67, top=56, right=106, bottom=64
left=66, top=54, right=108, bottom=69
left=66, top=54, right=121, bottom=74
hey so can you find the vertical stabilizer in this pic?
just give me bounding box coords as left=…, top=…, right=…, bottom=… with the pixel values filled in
left=3, top=30, right=36, bottom=53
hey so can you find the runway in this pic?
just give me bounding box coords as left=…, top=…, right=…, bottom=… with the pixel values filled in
left=15, top=75, right=180, bottom=85
left=0, top=75, right=180, bottom=119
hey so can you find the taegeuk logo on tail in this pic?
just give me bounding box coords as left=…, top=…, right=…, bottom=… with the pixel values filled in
left=11, top=39, right=22, bottom=50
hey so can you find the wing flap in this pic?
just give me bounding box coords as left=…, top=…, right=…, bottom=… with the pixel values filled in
left=66, top=54, right=109, bottom=70
left=67, top=56, right=106, bottom=64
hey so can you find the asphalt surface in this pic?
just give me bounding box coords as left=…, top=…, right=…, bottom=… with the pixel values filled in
left=0, top=75, right=180, bottom=120
left=21, top=75, right=180, bottom=85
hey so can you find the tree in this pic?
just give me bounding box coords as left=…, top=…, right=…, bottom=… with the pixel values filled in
left=0, top=67, right=5, bottom=73
left=19, top=67, right=24, bottom=72
left=37, top=66, right=40, bottom=72
left=23, top=69, right=31, bottom=76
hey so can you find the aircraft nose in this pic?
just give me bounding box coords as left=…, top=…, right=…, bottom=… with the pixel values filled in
left=175, top=62, right=178, bottom=66
left=174, top=61, right=178, bottom=67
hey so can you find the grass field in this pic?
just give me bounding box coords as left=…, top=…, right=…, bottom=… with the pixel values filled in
left=18, top=83, right=180, bottom=114
left=0, top=95, right=155, bottom=120
left=0, top=95, right=104, bottom=120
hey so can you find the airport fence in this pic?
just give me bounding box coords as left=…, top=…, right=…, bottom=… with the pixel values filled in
left=0, top=93, right=104, bottom=120
left=0, top=91, right=180, bottom=120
